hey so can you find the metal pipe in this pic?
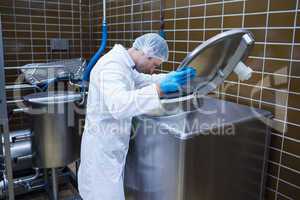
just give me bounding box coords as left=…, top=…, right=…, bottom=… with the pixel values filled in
left=79, top=0, right=83, bottom=58
left=159, top=0, right=166, bottom=38
left=51, top=168, right=58, bottom=200
left=5, top=84, right=38, bottom=90
left=14, top=168, right=40, bottom=185
left=78, top=88, right=87, bottom=105
left=29, top=182, right=46, bottom=191
left=5, top=65, right=66, bottom=70
left=0, top=16, right=15, bottom=200
left=12, top=107, right=29, bottom=114
left=103, top=0, right=106, bottom=19
left=5, top=84, right=43, bottom=92
left=0, top=164, right=79, bottom=198
left=0, top=168, right=41, bottom=198
left=6, top=99, right=24, bottom=104
left=24, top=93, right=82, bottom=103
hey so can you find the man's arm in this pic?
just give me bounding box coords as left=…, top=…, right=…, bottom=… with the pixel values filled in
left=132, top=69, right=167, bottom=88
left=94, top=66, right=162, bottom=120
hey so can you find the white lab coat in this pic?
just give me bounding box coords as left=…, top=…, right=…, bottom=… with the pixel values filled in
left=78, top=44, right=166, bottom=200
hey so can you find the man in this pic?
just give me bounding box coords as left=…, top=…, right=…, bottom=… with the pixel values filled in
left=78, top=33, right=196, bottom=200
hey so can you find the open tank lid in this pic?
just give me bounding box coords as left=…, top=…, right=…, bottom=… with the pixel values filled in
left=161, top=29, right=254, bottom=101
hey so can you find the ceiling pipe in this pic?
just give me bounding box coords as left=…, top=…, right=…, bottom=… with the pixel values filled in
left=159, top=0, right=166, bottom=39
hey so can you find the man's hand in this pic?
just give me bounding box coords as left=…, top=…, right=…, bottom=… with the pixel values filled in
left=157, top=66, right=197, bottom=95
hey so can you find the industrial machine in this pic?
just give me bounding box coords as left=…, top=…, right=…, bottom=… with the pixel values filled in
left=0, top=23, right=85, bottom=200
left=0, top=82, right=84, bottom=200
left=22, top=91, right=82, bottom=200
left=124, top=29, right=272, bottom=200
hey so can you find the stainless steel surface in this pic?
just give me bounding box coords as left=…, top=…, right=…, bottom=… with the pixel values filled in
left=26, top=93, right=82, bottom=104
left=146, top=95, right=203, bottom=116
left=148, top=29, right=254, bottom=117
left=161, top=29, right=254, bottom=100
left=9, top=130, right=32, bottom=172
left=5, top=84, right=38, bottom=90
left=125, top=97, right=271, bottom=200
left=103, top=0, right=106, bottom=18
left=9, top=130, right=32, bottom=143
left=4, top=66, right=66, bottom=70
left=14, top=168, right=40, bottom=185
left=24, top=91, right=82, bottom=168
left=0, top=16, right=15, bottom=200
left=20, top=58, right=86, bottom=86
left=6, top=100, right=24, bottom=104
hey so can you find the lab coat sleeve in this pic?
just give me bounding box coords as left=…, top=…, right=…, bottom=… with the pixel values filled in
left=94, top=65, right=162, bottom=120
left=132, top=69, right=167, bottom=88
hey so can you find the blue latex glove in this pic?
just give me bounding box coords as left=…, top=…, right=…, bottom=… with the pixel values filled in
left=160, top=66, right=197, bottom=94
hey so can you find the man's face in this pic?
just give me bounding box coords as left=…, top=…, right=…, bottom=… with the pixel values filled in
left=135, top=52, right=163, bottom=74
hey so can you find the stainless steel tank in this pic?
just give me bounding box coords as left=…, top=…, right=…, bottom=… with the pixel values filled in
left=125, top=97, right=272, bottom=200
left=23, top=91, right=82, bottom=168
left=124, top=29, right=272, bottom=200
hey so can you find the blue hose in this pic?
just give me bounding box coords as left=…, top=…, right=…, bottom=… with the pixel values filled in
left=81, top=18, right=107, bottom=87
left=43, top=7, right=107, bottom=91
left=159, top=29, right=166, bottom=39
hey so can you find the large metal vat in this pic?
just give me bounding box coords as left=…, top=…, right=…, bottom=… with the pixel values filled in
left=125, top=97, right=271, bottom=200
left=124, top=29, right=270, bottom=200
left=24, top=91, right=82, bottom=168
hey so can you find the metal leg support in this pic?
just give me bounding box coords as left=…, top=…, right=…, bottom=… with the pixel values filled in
left=51, top=168, right=59, bottom=200
left=0, top=16, right=15, bottom=200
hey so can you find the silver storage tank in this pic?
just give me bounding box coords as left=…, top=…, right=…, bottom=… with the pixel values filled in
left=124, top=29, right=271, bottom=200
left=125, top=97, right=271, bottom=200
left=23, top=91, right=82, bottom=168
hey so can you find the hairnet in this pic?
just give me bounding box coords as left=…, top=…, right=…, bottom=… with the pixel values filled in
left=132, top=33, right=169, bottom=62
